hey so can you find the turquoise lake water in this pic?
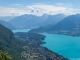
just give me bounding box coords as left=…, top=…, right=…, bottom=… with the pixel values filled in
left=12, top=29, right=31, bottom=33
left=42, top=33, right=80, bottom=60
left=12, top=29, right=80, bottom=60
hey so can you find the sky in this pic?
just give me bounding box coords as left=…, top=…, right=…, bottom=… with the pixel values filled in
left=0, top=0, right=80, bottom=16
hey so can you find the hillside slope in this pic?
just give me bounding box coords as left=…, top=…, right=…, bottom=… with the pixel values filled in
left=0, top=19, right=16, bottom=30
left=0, top=24, right=25, bottom=60
left=29, top=14, right=80, bottom=36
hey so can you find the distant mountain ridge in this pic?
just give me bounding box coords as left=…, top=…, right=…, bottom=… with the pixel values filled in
left=8, top=14, right=66, bottom=29
left=0, top=16, right=15, bottom=21
left=29, top=14, right=80, bottom=36
left=0, top=19, right=16, bottom=30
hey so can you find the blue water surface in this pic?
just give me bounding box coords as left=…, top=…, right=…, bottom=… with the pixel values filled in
left=42, top=33, right=80, bottom=59
left=12, top=29, right=80, bottom=60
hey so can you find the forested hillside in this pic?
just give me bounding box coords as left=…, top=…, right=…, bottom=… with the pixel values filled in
left=0, top=24, right=25, bottom=60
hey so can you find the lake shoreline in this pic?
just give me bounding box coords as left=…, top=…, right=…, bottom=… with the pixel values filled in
left=12, top=29, right=80, bottom=59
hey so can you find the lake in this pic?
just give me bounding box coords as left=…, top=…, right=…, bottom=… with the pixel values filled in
left=42, top=33, right=80, bottom=60
left=12, top=29, right=31, bottom=33
left=12, top=29, right=80, bottom=60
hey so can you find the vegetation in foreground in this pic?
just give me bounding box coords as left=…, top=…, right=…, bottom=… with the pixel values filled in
left=0, top=50, right=12, bottom=60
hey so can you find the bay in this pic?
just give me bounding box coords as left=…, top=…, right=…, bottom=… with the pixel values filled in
left=42, top=33, right=80, bottom=60
left=12, top=29, right=80, bottom=60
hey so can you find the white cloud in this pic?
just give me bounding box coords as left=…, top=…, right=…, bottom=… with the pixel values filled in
left=0, top=7, right=26, bottom=16
left=27, top=4, right=80, bottom=16
left=0, top=3, right=80, bottom=17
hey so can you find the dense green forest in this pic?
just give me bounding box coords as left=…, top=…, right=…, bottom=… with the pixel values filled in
left=0, top=24, right=69, bottom=60
left=0, top=24, right=26, bottom=60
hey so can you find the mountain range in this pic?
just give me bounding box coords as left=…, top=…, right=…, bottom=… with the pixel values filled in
left=0, top=19, right=16, bottom=30
left=8, top=14, right=66, bottom=29
left=0, top=16, right=15, bottom=21
left=29, top=14, right=80, bottom=36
